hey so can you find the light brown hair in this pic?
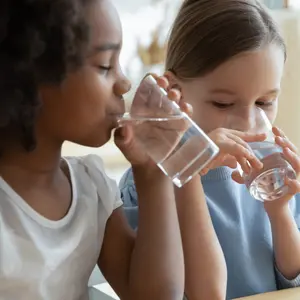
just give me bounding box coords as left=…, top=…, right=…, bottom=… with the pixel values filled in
left=166, top=0, right=286, bottom=80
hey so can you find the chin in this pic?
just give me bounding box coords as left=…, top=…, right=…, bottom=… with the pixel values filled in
left=73, top=129, right=113, bottom=148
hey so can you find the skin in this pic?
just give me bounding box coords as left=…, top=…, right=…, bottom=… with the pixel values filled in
left=0, top=0, right=186, bottom=299
left=167, top=44, right=300, bottom=283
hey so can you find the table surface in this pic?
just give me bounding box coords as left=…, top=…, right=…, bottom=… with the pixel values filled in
left=89, top=287, right=300, bottom=300
left=235, top=287, right=300, bottom=299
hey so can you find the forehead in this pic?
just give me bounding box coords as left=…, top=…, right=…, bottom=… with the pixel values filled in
left=200, top=44, right=285, bottom=95
left=87, top=0, right=122, bottom=45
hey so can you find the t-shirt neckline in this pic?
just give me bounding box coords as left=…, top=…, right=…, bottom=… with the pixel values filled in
left=0, top=157, right=78, bottom=229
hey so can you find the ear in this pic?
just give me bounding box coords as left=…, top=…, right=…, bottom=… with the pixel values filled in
left=164, top=70, right=182, bottom=92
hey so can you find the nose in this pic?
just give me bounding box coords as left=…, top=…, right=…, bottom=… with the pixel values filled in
left=114, top=75, right=132, bottom=96
left=227, top=107, right=256, bottom=132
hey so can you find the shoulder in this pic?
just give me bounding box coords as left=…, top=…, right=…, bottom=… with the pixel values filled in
left=65, top=154, right=110, bottom=189
left=65, top=154, right=123, bottom=214
left=119, top=167, right=138, bottom=207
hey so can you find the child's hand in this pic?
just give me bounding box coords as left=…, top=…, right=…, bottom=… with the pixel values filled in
left=115, top=74, right=192, bottom=168
left=200, top=128, right=266, bottom=181
left=264, top=127, right=300, bottom=212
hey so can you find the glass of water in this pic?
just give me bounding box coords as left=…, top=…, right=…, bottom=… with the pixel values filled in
left=117, top=74, right=219, bottom=187
left=227, top=107, right=296, bottom=202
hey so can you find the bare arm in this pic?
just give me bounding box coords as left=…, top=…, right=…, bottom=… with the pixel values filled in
left=99, top=166, right=184, bottom=300
left=267, top=205, right=300, bottom=280
left=175, top=175, right=227, bottom=300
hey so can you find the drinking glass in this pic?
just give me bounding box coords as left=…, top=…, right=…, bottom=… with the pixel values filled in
left=117, top=74, right=219, bottom=187
left=226, top=107, right=296, bottom=201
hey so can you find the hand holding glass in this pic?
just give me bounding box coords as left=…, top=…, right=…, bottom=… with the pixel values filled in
left=226, top=107, right=296, bottom=201
left=117, top=74, right=219, bottom=187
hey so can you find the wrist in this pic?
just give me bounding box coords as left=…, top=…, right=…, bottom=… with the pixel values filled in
left=174, top=174, right=201, bottom=192
left=132, top=165, right=174, bottom=207
left=265, top=203, right=290, bottom=221
left=132, top=164, right=168, bottom=182
left=175, top=175, right=204, bottom=209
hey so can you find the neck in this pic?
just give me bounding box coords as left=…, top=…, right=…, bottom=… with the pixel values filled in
left=0, top=137, right=63, bottom=188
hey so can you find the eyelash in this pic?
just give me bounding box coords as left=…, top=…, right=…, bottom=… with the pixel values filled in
left=212, top=102, right=232, bottom=109
left=255, top=101, right=273, bottom=107
left=98, top=65, right=112, bottom=74
left=212, top=100, right=274, bottom=109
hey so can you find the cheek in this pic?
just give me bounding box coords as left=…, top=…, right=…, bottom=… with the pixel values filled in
left=264, top=102, right=278, bottom=125
left=189, top=101, right=223, bottom=133
left=268, top=112, right=277, bottom=125
left=182, top=90, right=219, bottom=133
left=183, top=83, right=233, bottom=133
left=69, top=75, right=109, bottom=119
left=270, top=103, right=278, bottom=124
left=48, top=78, right=111, bottom=142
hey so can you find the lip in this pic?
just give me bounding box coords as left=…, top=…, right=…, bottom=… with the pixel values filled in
left=109, top=111, right=124, bottom=120
left=108, top=113, right=122, bottom=129
left=109, top=98, right=125, bottom=126
left=110, top=106, right=125, bottom=118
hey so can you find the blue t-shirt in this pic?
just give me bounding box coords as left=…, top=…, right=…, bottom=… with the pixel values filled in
left=119, top=166, right=300, bottom=299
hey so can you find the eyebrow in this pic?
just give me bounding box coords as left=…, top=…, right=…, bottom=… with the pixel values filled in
left=210, top=88, right=280, bottom=96
left=263, top=88, right=280, bottom=96
left=210, top=88, right=236, bottom=95
left=93, top=43, right=121, bottom=53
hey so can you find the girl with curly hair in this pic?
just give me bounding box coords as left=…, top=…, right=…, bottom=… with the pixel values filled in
left=0, top=0, right=194, bottom=299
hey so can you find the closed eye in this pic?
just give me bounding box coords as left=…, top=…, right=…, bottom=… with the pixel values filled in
left=255, top=100, right=275, bottom=107
left=98, top=65, right=112, bottom=74
left=212, top=102, right=234, bottom=109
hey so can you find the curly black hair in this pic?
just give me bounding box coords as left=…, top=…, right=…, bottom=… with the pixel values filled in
left=0, top=0, right=92, bottom=152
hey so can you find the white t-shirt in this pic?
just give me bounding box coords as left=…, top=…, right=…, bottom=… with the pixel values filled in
left=0, top=154, right=122, bottom=300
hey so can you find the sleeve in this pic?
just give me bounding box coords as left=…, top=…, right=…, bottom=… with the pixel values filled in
left=79, top=154, right=123, bottom=215
left=275, top=194, right=300, bottom=289
left=119, top=168, right=139, bottom=230
left=275, top=265, right=300, bottom=289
